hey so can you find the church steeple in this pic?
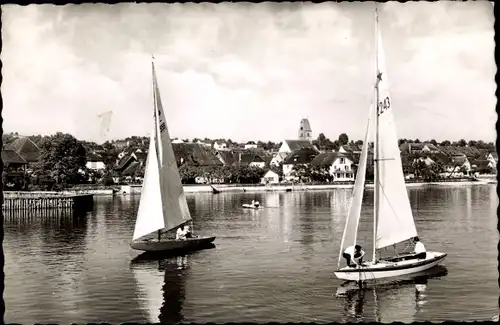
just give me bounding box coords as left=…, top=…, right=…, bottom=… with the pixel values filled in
left=298, top=118, right=312, bottom=141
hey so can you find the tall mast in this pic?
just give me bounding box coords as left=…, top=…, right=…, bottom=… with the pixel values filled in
left=372, top=6, right=380, bottom=263
left=152, top=54, right=162, bottom=241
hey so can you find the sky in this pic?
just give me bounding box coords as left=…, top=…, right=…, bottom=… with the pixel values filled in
left=2, top=2, right=496, bottom=144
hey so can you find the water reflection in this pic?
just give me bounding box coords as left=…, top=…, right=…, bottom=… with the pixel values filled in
left=337, top=266, right=448, bottom=323
left=159, top=257, right=188, bottom=324
left=130, top=255, right=189, bottom=324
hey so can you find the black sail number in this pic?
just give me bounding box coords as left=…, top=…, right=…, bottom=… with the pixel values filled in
left=378, top=96, right=391, bottom=115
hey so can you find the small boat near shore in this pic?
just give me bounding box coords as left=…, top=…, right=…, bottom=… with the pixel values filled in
left=242, top=200, right=262, bottom=210
left=242, top=204, right=263, bottom=210
left=130, top=56, right=216, bottom=254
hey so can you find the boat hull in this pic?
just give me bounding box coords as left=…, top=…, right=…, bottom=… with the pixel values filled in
left=334, top=251, right=446, bottom=281
left=242, top=204, right=261, bottom=209
left=130, top=236, right=216, bottom=253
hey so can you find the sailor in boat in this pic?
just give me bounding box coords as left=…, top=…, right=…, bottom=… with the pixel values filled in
left=342, top=245, right=365, bottom=268
left=412, top=237, right=426, bottom=260
left=185, top=225, right=197, bottom=239
left=176, top=225, right=187, bottom=241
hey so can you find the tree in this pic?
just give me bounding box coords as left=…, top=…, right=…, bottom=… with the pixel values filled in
left=429, top=139, right=437, bottom=146
left=467, top=140, right=477, bottom=147
left=338, top=133, right=349, bottom=146
left=440, top=140, right=451, bottom=146
left=179, top=164, right=199, bottom=184
left=34, top=132, right=88, bottom=186
left=414, top=139, right=421, bottom=143
left=458, top=139, right=467, bottom=147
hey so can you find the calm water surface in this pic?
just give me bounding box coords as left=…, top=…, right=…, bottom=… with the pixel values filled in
left=4, top=184, right=498, bottom=323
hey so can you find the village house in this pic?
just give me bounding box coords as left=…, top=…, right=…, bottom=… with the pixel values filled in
left=193, top=139, right=212, bottom=148
left=5, top=137, right=41, bottom=171
left=240, top=152, right=266, bottom=168
left=272, top=140, right=319, bottom=166
left=486, top=151, right=498, bottom=169
left=282, top=148, right=319, bottom=181
left=278, top=139, right=318, bottom=154
left=310, top=152, right=355, bottom=182
left=415, top=152, right=471, bottom=178
left=270, top=152, right=289, bottom=167
left=244, top=141, right=258, bottom=150
left=339, top=144, right=362, bottom=155
left=261, top=170, right=280, bottom=184
left=2, top=149, right=28, bottom=189
left=86, top=152, right=106, bottom=171
left=470, top=159, right=495, bottom=175
left=213, top=141, right=228, bottom=150
left=215, top=150, right=239, bottom=166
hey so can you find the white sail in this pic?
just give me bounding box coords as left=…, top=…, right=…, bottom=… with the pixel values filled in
left=375, top=23, right=418, bottom=249
left=133, top=132, right=165, bottom=241
left=337, top=104, right=374, bottom=266
left=152, top=61, right=192, bottom=231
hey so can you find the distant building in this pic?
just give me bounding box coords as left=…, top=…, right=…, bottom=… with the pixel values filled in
left=86, top=153, right=106, bottom=171
left=261, top=170, right=280, bottom=184
left=310, top=152, right=355, bottom=182
left=5, top=137, right=41, bottom=169
left=244, top=141, right=258, bottom=150
left=213, top=141, right=227, bottom=150
left=298, top=118, right=312, bottom=141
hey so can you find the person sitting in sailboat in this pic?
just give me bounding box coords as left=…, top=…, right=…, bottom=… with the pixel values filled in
left=176, top=225, right=187, bottom=240
left=342, top=245, right=365, bottom=268
left=412, top=237, right=426, bottom=259
left=185, top=225, right=197, bottom=239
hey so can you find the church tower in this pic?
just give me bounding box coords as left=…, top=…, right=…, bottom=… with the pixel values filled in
left=298, top=118, right=312, bottom=141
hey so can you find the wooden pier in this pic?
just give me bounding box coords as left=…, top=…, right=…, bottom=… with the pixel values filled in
left=2, top=192, right=94, bottom=211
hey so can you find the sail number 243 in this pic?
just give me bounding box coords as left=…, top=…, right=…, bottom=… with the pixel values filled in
left=378, top=96, right=391, bottom=115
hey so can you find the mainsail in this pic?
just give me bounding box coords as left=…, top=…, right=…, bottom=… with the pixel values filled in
left=374, top=18, right=418, bottom=249
left=337, top=104, right=374, bottom=267
left=132, top=58, right=192, bottom=241
left=151, top=60, right=192, bottom=232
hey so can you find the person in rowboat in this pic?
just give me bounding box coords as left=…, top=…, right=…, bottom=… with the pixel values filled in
left=343, top=245, right=365, bottom=268
left=413, top=237, right=426, bottom=259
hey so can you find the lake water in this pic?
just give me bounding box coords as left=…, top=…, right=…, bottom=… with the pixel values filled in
left=4, top=184, right=499, bottom=323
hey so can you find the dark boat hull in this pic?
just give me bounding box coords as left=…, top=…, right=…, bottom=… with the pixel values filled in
left=130, top=236, right=216, bottom=253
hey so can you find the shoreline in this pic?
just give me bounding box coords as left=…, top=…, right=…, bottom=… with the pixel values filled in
left=6, top=177, right=494, bottom=197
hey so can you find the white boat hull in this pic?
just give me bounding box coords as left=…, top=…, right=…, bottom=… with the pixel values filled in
left=242, top=204, right=262, bottom=209
left=130, top=236, right=216, bottom=252
left=334, top=251, right=446, bottom=281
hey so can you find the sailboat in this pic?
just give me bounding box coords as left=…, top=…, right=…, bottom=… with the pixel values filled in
left=334, top=8, right=446, bottom=281
left=130, top=57, right=216, bottom=253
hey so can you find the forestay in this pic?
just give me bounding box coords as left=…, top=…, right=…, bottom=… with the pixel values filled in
left=375, top=27, right=418, bottom=249
left=152, top=61, right=192, bottom=232
left=337, top=104, right=374, bottom=267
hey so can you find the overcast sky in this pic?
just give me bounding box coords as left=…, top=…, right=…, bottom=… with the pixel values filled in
left=2, top=2, right=495, bottom=144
